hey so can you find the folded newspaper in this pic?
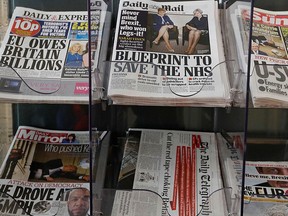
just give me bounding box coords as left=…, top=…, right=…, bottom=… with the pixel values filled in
left=0, top=3, right=107, bottom=103
left=0, top=126, right=95, bottom=216
left=216, top=132, right=244, bottom=215
left=233, top=4, right=288, bottom=108
left=112, top=129, right=228, bottom=216
left=244, top=160, right=288, bottom=216
left=107, top=0, right=231, bottom=107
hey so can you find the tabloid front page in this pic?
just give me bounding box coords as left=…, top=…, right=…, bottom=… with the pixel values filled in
left=112, top=129, right=227, bottom=216
left=108, top=0, right=231, bottom=107
left=0, top=126, right=91, bottom=216
left=0, top=3, right=106, bottom=103
left=237, top=5, right=288, bottom=108
left=244, top=161, right=288, bottom=216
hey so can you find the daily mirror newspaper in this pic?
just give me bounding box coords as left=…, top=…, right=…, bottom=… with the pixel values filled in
left=0, top=126, right=91, bottom=216
left=111, top=129, right=227, bottom=216
left=107, top=0, right=231, bottom=107
left=237, top=5, right=288, bottom=108
left=0, top=3, right=106, bottom=104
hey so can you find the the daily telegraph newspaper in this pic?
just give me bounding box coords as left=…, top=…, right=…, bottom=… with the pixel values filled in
left=0, top=126, right=92, bottom=216
left=243, top=160, right=288, bottom=215
left=0, top=3, right=106, bottom=103
left=112, top=129, right=227, bottom=216
left=216, top=132, right=244, bottom=215
left=108, top=0, right=231, bottom=107
left=236, top=5, right=288, bottom=108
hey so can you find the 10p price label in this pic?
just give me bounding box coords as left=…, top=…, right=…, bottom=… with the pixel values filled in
left=11, top=17, right=41, bottom=37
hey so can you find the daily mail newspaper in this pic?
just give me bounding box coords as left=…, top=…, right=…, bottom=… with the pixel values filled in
left=216, top=132, right=244, bottom=215
left=107, top=0, right=231, bottom=107
left=238, top=5, right=288, bottom=108
left=243, top=161, right=288, bottom=216
left=111, top=129, right=227, bottom=216
left=0, top=126, right=92, bottom=216
left=0, top=4, right=106, bottom=104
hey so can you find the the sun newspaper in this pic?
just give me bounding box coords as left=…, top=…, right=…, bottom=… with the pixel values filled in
left=0, top=126, right=95, bottom=216
left=216, top=132, right=244, bottom=215
left=243, top=161, right=288, bottom=215
left=0, top=2, right=107, bottom=104
left=107, top=0, right=231, bottom=107
left=111, top=129, right=227, bottom=216
left=236, top=5, right=288, bottom=108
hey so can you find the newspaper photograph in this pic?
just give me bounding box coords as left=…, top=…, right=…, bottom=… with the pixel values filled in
left=112, top=129, right=227, bottom=216
left=0, top=4, right=106, bottom=103
left=237, top=5, right=288, bottom=107
left=107, top=0, right=231, bottom=107
left=0, top=126, right=91, bottom=216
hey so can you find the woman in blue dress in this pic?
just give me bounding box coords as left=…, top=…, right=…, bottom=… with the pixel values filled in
left=66, top=42, right=84, bottom=67
left=152, top=8, right=175, bottom=52
left=185, top=8, right=208, bottom=55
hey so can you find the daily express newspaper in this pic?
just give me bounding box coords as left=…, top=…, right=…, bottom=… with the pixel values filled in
left=108, top=0, right=231, bottom=107
left=243, top=161, right=288, bottom=215
left=0, top=3, right=106, bottom=103
left=111, top=129, right=227, bottom=216
left=0, top=126, right=92, bottom=216
left=237, top=5, right=288, bottom=108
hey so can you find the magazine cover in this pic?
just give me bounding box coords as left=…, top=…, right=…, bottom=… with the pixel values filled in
left=0, top=4, right=106, bottom=103
left=107, top=0, right=231, bottom=107
left=0, top=126, right=92, bottom=216
left=112, top=129, right=227, bottom=216
left=238, top=5, right=288, bottom=108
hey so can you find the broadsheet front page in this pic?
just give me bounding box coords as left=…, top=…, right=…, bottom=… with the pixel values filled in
left=0, top=3, right=106, bottom=103
left=0, top=126, right=92, bottom=216
left=112, top=129, right=227, bottom=216
left=108, top=0, right=231, bottom=107
left=236, top=5, right=288, bottom=107
left=244, top=161, right=288, bottom=215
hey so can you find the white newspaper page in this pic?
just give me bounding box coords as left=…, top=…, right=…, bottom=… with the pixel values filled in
left=0, top=126, right=91, bottom=216
left=108, top=0, right=231, bottom=107
left=0, top=6, right=104, bottom=103
left=239, top=5, right=288, bottom=107
left=244, top=161, right=288, bottom=216
left=112, top=129, right=227, bottom=216
left=216, top=132, right=244, bottom=215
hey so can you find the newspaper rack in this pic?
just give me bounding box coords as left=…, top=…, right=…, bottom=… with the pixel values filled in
left=94, top=127, right=233, bottom=215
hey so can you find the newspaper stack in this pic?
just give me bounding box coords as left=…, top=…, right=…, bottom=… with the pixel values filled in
left=0, top=126, right=94, bottom=216
left=107, top=0, right=231, bottom=107
left=216, top=132, right=244, bottom=215
left=112, top=129, right=228, bottom=216
left=244, top=160, right=288, bottom=215
left=0, top=2, right=107, bottom=103
left=231, top=4, right=288, bottom=108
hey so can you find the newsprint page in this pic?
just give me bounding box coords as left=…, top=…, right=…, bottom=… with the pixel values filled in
left=111, top=129, right=227, bottom=216
left=0, top=126, right=91, bottom=216
left=235, top=5, right=288, bottom=107
left=0, top=3, right=106, bottom=103
left=244, top=160, right=288, bottom=216
left=108, top=0, right=231, bottom=107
